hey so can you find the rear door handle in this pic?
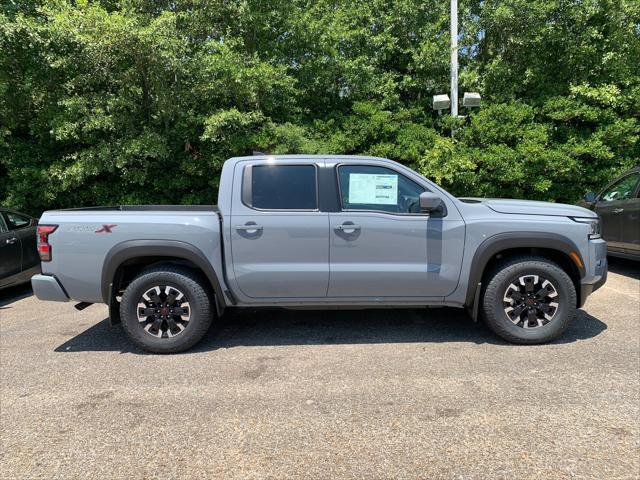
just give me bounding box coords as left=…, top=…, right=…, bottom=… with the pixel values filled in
left=235, top=224, right=263, bottom=233
left=613, top=208, right=624, bottom=214
left=334, top=224, right=361, bottom=233
left=5, top=237, right=17, bottom=245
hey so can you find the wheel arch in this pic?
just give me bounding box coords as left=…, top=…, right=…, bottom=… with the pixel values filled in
left=466, top=232, right=586, bottom=308
left=101, top=240, right=228, bottom=315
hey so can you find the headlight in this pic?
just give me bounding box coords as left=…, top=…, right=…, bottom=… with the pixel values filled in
left=571, top=217, right=601, bottom=239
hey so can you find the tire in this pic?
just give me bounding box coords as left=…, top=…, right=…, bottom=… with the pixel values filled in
left=120, top=264, right=214, bottom=353
left=482, top=256, right=577, bottom=344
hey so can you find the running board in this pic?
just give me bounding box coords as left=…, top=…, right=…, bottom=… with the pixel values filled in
left=74, top=302, right=93, bottom=311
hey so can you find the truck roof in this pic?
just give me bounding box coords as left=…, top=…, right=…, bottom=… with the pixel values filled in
left=227, top=154, right=393, bottom=163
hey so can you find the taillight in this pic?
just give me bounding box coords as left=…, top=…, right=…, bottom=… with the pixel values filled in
left=37, top=225, right=58, bottom=262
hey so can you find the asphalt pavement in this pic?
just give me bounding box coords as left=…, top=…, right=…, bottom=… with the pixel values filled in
left=1, top=258, right=638, bottom=479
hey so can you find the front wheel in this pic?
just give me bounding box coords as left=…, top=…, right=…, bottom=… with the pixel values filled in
left=482, top=256, right=577, bottom=344
left=120, top=265, right=214, bottom=353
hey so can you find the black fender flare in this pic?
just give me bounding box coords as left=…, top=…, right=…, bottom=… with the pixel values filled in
left=101, top=240, right=227, bottom=310
left=465, top=231, right=586, bottom=307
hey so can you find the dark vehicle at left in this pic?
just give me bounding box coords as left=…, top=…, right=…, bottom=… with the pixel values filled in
left=0, top=208, right=40, bottom=289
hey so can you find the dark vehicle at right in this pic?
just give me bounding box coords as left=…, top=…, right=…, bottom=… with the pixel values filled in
left=580, top=166, right=640, bottom=260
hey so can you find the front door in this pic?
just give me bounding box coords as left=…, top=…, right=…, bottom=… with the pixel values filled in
left=621, top=195, right=640, bottom=255
left=2, top=211, right=38, bottom=273
left=328, top=164, right=464, bottom=298
left=0, top=215, right=22, bottom=287
left=595, top=172, right=639, bottom=251
left=230, top=161, right=329, bottom=298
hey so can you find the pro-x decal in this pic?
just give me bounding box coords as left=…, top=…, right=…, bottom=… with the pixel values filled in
left=95, top=224, right=118, bottom=233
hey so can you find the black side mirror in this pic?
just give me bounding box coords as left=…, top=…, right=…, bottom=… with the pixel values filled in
left=584, top=192, right=597, bottom=203
left=419, top=192, right=443, bottom=213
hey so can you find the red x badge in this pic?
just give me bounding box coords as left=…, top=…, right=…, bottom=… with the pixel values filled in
left=95, top=224, right=117, bottom=233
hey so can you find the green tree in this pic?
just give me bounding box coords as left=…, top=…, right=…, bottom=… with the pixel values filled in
left=1, top=0, right=638, bottom=215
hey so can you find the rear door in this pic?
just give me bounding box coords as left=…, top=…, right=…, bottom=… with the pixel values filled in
left=595, top=172, right=639, bottom=251
left=229, top=160, right=330, bottom=298
left=327, top=163, right=465, bottom=298
left=0, top=214, right=22, bottom=287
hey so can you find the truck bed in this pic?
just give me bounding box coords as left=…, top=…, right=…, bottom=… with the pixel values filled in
left=58, top=205, right=218, bottom=212
left=36, top=206, right=224, bottom=303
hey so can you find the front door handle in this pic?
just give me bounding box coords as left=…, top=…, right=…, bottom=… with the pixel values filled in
left=613, top=208, right=624, bottom=214
left=5, top=237, right=17, bottom=245
left=235, top=224, right=263, bottom=233
left=334, top=224, right=361, bottom=234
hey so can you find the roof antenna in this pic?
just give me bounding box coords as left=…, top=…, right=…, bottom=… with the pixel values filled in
left=252, top=150, right=267, bottom=156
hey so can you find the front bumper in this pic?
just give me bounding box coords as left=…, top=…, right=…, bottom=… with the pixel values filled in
left=31, top=274, right=69, bottom=302
left=579, top=266, right=607, bottom=307
left=578, top=240, right=608, bottom=308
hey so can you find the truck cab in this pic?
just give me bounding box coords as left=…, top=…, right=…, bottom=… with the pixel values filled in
left=220, top=156, right=464, bottom=302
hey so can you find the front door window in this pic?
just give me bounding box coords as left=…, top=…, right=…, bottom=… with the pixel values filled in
left=600, top=173, right=639, bottom=202
left=337, top=165, right=426, bottom=214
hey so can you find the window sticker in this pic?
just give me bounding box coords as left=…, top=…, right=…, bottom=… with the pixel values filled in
left=348, top=173, right=398, bottom=205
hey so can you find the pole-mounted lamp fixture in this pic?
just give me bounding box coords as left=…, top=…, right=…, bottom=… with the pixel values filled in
left=432, top=94, right=451, bottom=115
left=432, top=92, right=480, bottom=116
left=462, top=92, right=481, bottom=108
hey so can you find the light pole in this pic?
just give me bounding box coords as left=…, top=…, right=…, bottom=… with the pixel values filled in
left=433, top=0, right=480, bottom=118
left=450, top=0, right=458, bottom=118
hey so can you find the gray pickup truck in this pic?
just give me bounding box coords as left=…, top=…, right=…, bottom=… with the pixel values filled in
left=32, top=155, right=607, bottom=352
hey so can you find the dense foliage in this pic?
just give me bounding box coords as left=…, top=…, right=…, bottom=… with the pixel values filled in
left=1, top=0, right=638, bottom=214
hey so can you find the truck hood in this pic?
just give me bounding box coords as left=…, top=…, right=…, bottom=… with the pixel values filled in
left=459, top=198, right=597, bottom=218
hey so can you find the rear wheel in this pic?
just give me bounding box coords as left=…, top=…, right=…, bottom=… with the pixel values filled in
left=482, top=256, right=576, bottom=344
left=120, top=265, right=214, bottom=353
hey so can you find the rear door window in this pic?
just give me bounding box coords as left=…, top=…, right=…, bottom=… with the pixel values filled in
left=250, top=165, right=317, bottom=210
